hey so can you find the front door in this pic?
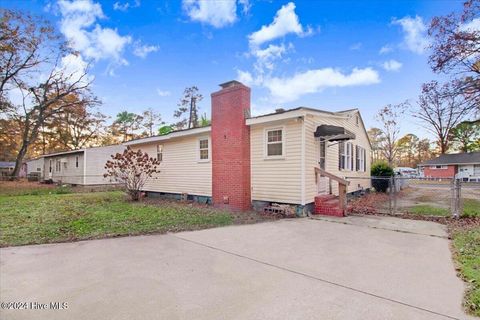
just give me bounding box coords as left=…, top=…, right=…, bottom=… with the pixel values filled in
left=317, top=140, right=328, bottom=194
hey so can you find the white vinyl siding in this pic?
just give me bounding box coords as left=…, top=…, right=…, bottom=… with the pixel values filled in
left=251, top=120, right=302, bottom=204
left=84, top=145, right=126, bottom=185
left=134, top=135, right=212, bottom=196
left=304, top=111, right=371, bottom=201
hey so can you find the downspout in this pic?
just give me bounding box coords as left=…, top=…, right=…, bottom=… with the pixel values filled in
left=300, top=114, right=306, bottom=207
left=83, top=150, right=87, bottom=185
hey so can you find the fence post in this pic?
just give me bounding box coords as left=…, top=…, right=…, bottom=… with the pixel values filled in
left=389, top=176, right=393, bottom=215
left=393, top=176, right=397, bottom=214
left=451, top=178, right=460, bottom=219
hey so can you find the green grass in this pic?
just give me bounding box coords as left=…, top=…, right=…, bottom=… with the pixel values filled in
left=0, top=191, right=233, bottom=247
left=407, top=199, right=480, bottom=217
left=408, top=205, right=450, bottom=216
left=452, top=227, right=480, bottom=316
left=462, top=199, right=480, bottom=218
left=0, top=184, right=72, bottom=196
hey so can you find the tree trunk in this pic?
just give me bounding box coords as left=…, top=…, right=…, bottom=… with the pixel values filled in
left=11, top=141, right=28, bottom=178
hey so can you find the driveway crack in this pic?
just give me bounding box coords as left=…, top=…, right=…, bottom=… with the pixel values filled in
left=173, top=234, right=460, bottom=320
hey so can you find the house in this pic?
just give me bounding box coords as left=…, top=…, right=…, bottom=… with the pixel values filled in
left=418, top=152, right=480, bottom=181
left=43, top=145, right=125, bottom=185
left=125, top=80, right=371, bottom=214
left=24, top=157, right=45, bottom=179
left=0, top=162, right=15, bottom=177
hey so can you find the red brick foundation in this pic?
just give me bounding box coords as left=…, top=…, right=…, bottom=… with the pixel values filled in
left=211, top=81, right=251, bottom=211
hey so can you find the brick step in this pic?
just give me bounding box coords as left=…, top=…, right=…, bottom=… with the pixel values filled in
left=314, top=207, right=344, bottom=217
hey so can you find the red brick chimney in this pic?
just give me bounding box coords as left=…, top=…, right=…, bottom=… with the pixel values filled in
left=211, top=80, right=251, bottom=211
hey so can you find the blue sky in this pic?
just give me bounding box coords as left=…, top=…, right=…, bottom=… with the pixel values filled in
left=5, top=0, right=461, bottom=137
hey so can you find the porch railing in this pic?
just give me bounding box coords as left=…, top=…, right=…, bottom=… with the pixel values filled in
left=314, top=167, right=350, bottom=210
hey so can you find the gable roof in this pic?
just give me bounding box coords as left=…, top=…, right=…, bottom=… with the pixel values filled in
left=419, top=152, right=480, bottom=166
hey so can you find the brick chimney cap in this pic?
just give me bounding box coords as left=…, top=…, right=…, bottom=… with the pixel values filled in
left=219, top=80, right=244, bottom=89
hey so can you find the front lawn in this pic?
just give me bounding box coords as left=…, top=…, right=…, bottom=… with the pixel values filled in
left=0, top=191, right=233, bottom=247
left=451, top=226, right=480, bottom=316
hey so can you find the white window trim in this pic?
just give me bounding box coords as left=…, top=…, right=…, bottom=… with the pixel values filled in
left=197, top=137, right=211, bottom=163
left=156, top=144, right=163, bottom=163
left=264, top=126, right=286, bottom=160
left=430, top=165, right=448, bottom=169
left=356, top=146, right=366, bottom=172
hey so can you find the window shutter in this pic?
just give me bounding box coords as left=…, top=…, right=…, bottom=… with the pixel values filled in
left=355, top=146, right=359, bottom=171
left=338, top=143, right=341, bottom=170
left=350, top=143, right=353, bottom=171
left=363, top=148, right=367, bottom=172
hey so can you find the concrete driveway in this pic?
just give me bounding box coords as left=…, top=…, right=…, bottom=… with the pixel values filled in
left=0, top=217, right=471, bottom=320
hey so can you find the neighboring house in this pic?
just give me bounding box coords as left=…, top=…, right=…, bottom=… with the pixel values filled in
left=418, top=152, right=480, bottom=181
left=43, top=145, right=125, bottom=185
left=0, top=162, right=15, bottom=177
left=125, top=80, right=371, bottom=213
left=24, top=157, right=45, bottom=179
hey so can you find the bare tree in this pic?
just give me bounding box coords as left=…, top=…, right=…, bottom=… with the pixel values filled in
left=5, top=66, right=98, bottom=177
left=1, top=9, right=98, bottom=177
left=428, top=0, right=480, bottom=112
left=104, top=147, right=160, bottom=201
left=142, top=108, right=163, bottom=136
left=375, top=103, right=407, bottom=166
left=414, top=81, right=475, bottom=154
left=174, top=86, right=203, bottom=129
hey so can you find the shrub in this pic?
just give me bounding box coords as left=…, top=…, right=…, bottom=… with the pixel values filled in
left=371, top=161, right=394, bottom=193
left=104, top=147, right=160, bottom=201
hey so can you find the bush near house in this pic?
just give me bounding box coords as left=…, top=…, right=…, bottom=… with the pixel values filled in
left=371, top=161, right=394, bottom=192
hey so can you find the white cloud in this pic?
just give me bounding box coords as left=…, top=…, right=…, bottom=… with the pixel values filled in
left=238, top=0, right=251, bottom=15
left=182, top=0, right=237, bottom=28
left=133, top=42, right=159, bottom=58
left=252, top=43, right=292, bottom=72
left=379, top=45, right=393, bottom=54
left=113, top=0, right=140, bottom=11
left=248, top=2, right=312, bottom=47
left=58, top=0, right=132, bottom=71
left=156, top=89, right=171, bottom=97
left=236, top=69, right=255, bottom=86
left=460, top=18, right=480, bottom=32
left=263, top=67, right=380, bottom=103
left=382, top=59, right=402, bottom=72
left=59, top=53, right=93, bottom=85
left=392, top=15, right=429, bottom=54
left=349, top=42, right=362, bottom=50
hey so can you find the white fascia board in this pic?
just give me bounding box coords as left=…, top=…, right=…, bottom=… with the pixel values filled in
left=246, top=108, right=348, bottom=126
left=124, top=126, right=211, bottom=146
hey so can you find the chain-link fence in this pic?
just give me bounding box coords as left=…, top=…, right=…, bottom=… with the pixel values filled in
left=346, top=176, right=480, bottom=218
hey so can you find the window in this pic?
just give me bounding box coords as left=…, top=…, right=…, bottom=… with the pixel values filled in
left=49, top=160, right=52, bottom=173
left=56, top=160, right=61, bottom=172
left=266, top=129, right=283, bottom=157
left=339, top=142, right=353, bottom=170
left=75, top=156, right=79, bottom=168
left=199, top=139, right=209, bottom=160
left=338, top=142, right=345, bottom=170
left=156, top=145, right=163, bottom=162
left=356, top=146, right=366, bottom=172
left=319, top=140, right=326, bottom=169
left=430, top=165, right=447, bottom=169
